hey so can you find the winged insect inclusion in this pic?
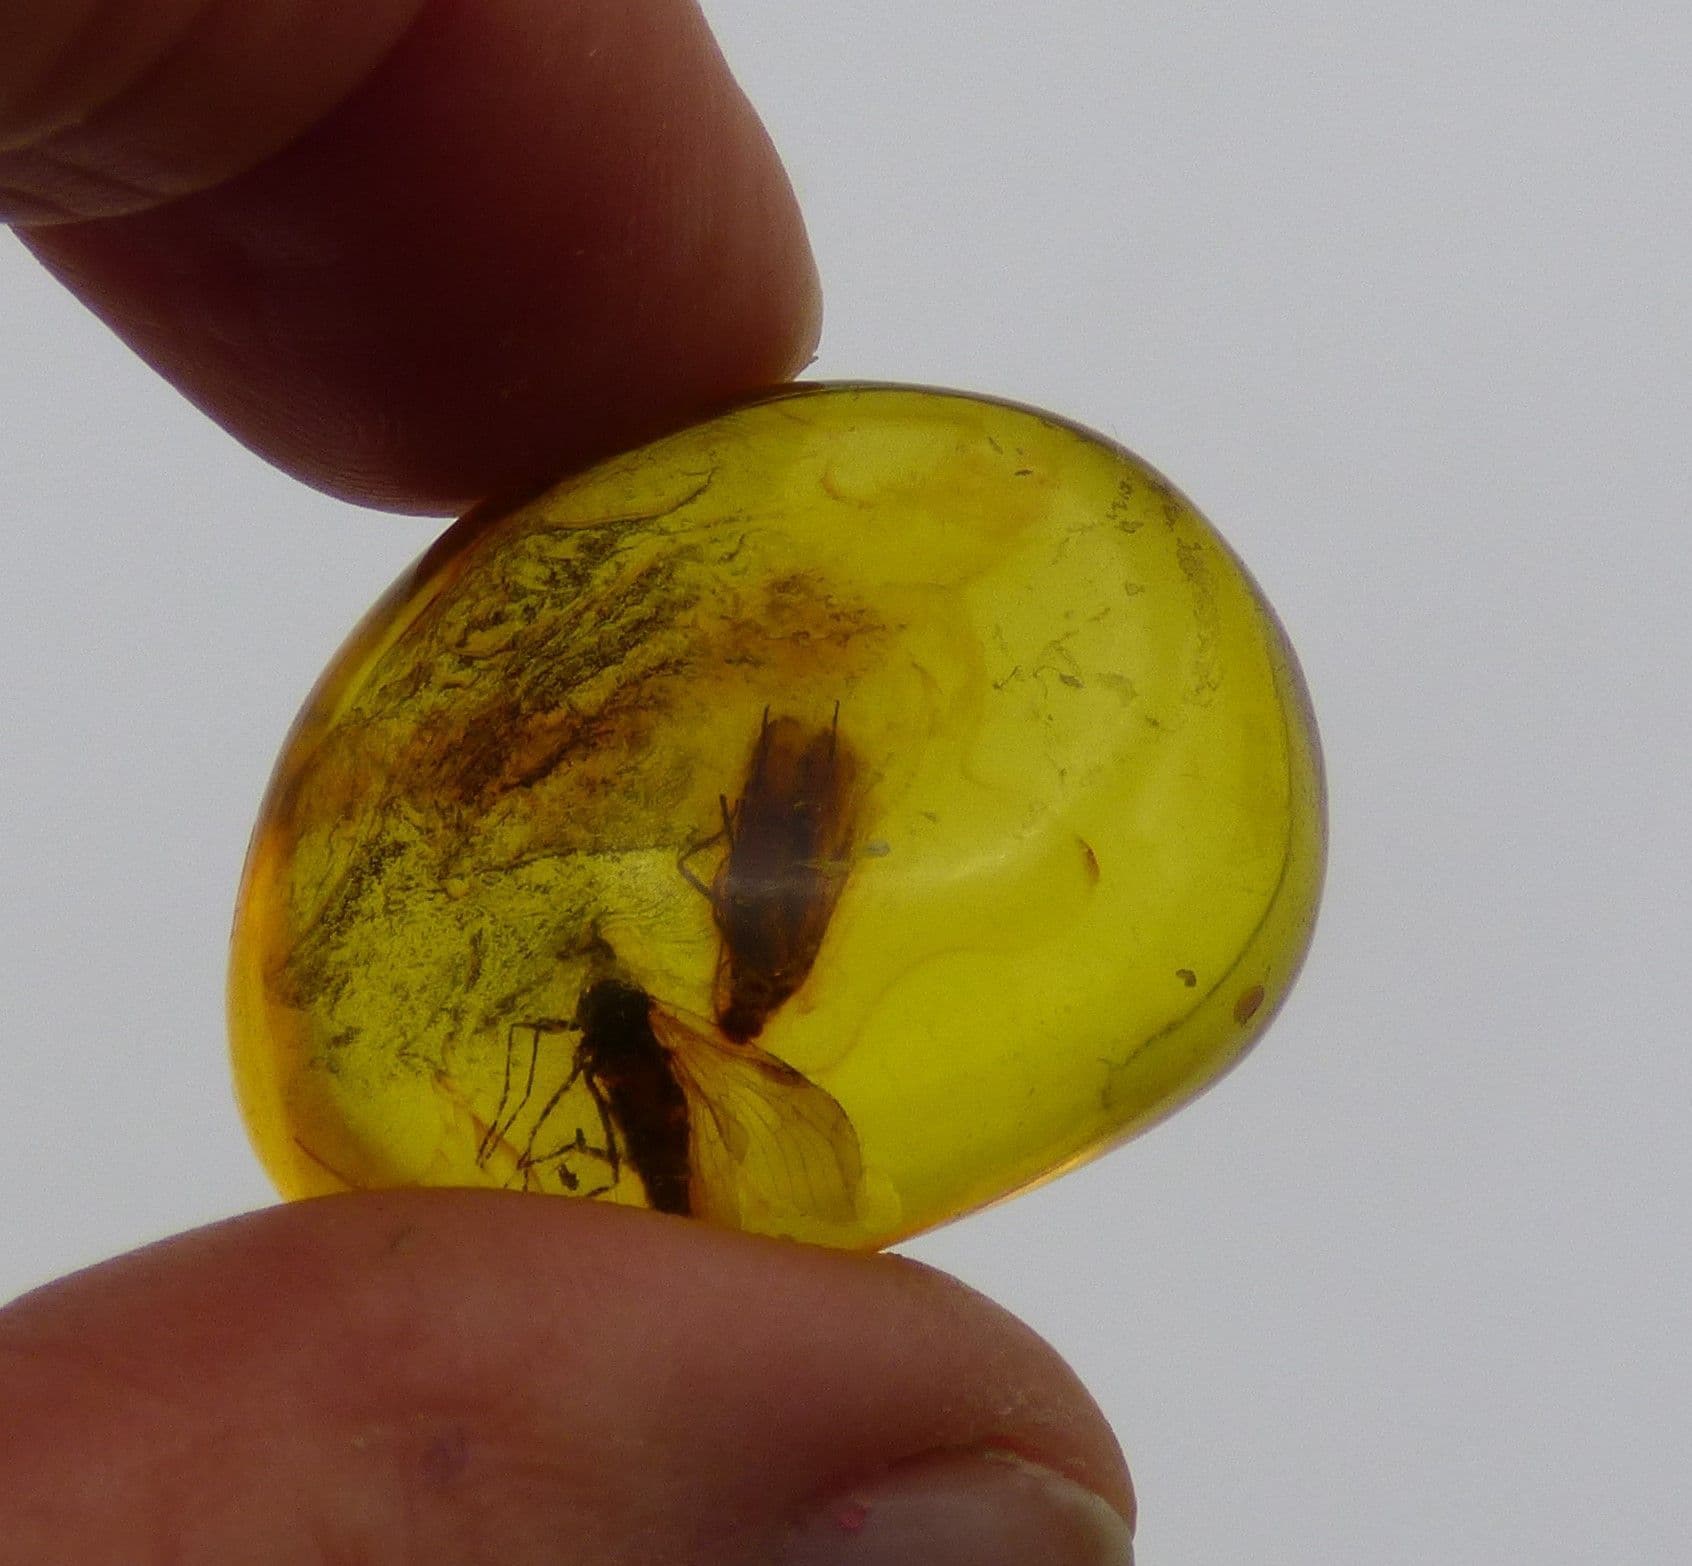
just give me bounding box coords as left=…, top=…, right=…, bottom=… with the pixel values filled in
left=476, top=703, right=865, bottom=1226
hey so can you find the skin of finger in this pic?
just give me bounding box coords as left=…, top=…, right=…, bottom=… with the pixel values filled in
left=0, top=0, right=429, bottom=219
left=16, top=0, right=822, bottom=513
left=0, top=1191, right=1132, bottom=1564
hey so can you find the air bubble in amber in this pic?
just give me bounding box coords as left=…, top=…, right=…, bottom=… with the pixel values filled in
left=229, top=384, right=1325, bottom=1248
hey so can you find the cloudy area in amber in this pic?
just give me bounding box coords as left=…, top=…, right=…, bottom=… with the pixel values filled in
left=229, top=385, right=1324, bottom=1246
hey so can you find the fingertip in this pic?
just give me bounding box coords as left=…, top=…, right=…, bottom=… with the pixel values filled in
left=15, top=0, right=823, bottom=511
left=0, top=0, right=430, bottom=222
left=0, top=1192, right=1132, bottom=1560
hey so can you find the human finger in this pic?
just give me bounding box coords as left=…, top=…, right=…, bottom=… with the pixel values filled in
left=0, top=1190, right=1134, bottom=1564
left=5, top=0, right=821, bottom=512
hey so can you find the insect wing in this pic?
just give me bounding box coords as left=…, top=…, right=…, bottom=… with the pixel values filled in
left=648, top=1007, right=863, bottom=1229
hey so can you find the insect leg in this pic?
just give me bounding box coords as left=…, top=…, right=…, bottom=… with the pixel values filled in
left=477, top=1029, right=519, bottom=1164
left=678, top=783, right=746, bottom=899
left=514, top=1074, right=619, bottom=1201
left=578, top=1068, right=623, bottom=1198
left=479, top=1021, right=542, bottom=1165
left=514, top=1042, right=589, bottom=1179
left=521, top=1126, right=619, bottom=1198
left=677, top=816, right=726, bottom=899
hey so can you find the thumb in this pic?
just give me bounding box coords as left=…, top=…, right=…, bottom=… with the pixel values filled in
left=0, top=1190, right=1135, bottom=1564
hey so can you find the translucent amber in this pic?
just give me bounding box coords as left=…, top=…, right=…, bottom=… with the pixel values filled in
left=229, top=384, right=1325, bottom=1248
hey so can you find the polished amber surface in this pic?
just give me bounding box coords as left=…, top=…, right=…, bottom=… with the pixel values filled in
left=229, top=385, right=1325, bottom=1247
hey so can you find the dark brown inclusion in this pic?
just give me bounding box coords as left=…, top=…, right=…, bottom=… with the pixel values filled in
left=695, top=707, right=859, bottom=1042
left=571, top=978, right=693, bottom=1215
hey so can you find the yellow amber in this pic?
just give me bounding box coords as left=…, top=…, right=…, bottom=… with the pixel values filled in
left=229, top=384, right=1324, bottom=1248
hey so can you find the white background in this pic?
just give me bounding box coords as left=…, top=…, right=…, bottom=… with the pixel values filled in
left=2, top=2, right=1688, bottom=1560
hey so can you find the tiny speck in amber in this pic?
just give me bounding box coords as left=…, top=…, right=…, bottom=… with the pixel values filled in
left=229, top=384, right=1325, bottom=1248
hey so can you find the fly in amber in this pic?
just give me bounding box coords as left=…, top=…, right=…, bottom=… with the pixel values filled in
left=478, top=975, right=862, bottom=1226
left=683, top=704, right=860, bottom=1042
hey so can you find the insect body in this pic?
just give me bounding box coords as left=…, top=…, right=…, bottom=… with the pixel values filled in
left=480, top=976, right=862, bottom=1226
left=571, top=977, right=693, bottom=1214
left=687, top=705, right=861, bottom=1042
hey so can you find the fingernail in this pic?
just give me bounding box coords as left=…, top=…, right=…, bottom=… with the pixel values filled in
left=778, top=1449, right=1134, bottom=1565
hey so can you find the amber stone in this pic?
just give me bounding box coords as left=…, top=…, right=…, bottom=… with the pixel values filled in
left=229, top=385, right=1325, bottom=1247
